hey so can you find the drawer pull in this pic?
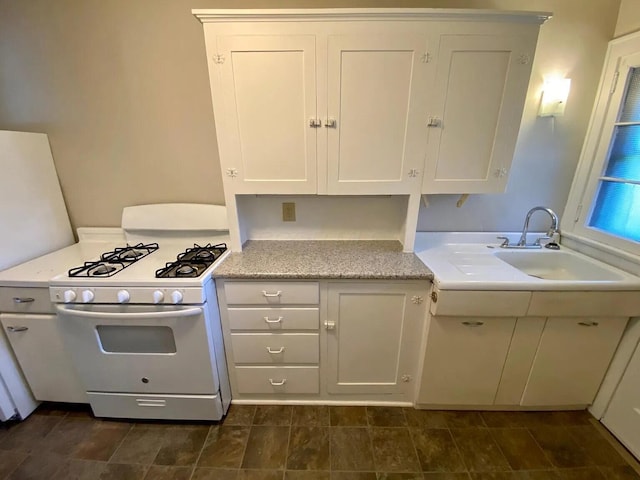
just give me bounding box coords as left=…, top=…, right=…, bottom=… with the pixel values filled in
left=269, top=378, right=287, bottom=386
left=266, top=346, right=285, bottom=354
left=262, top=290, right=282, bottom=298
left=7, top=326, right=28, bottom=332
left=462, top=321, right=484, bottom=327
left=264, top=316, right=283, bottom=324
left=136, top=399, right=166, bottom=407
left=578, top=321, right=599, bottom=327
left=12, top=297, right=35, bottom=304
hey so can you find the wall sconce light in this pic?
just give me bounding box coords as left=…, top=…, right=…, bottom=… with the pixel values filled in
left=538, top=78, right=571, bottom=117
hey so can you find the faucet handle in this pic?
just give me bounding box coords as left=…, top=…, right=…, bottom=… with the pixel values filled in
left=534, top=235, right=551, bottom=246
left=496, top=236, right=510, bottom=248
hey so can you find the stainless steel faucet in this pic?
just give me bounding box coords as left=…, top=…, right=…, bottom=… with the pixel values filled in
left=517, top=206, right=560, bottom=247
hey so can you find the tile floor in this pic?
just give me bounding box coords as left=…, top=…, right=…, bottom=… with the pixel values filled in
left=0, top=404, right=639, bottom=480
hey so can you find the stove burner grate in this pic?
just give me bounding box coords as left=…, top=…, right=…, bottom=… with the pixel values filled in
left=67, top=242, right=159, bottom=278
left=155, top=243, right=227, bottom=278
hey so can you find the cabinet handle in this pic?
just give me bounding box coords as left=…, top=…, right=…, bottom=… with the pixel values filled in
left=430, top=291, right=438, bottom=303
left=462, top=321, right=484, bottom=327
left=269, top=378, right=287, bottom=386
left=7, top=326, right=28, bottom=332
left=578, top=321, right=599, bottom=327
left=309, top=118, right=321, bottom=128
left=12, top=297, right=35, bottom=303
left=266, top=346, right=285, bottom=354
left=324, top=320, right=335, bottom=330
left=324, top=118, right=337, bottom=128
left=264, top=316, right=283, bottom=324
left=262, top=290, right=282, bottom=298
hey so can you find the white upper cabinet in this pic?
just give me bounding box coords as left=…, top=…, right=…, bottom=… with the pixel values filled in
left=195, top=9, right=547, bottom=196
left=214, top=35, right=318, bottom=194
left=326, top=34, right=431, bottom=194
left=422, top=33, right=537, bottom=194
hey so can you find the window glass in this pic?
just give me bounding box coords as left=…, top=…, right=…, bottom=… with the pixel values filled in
left=620, top=68, right=640, bottom=122
left=603, top=125, right=640, bottom=181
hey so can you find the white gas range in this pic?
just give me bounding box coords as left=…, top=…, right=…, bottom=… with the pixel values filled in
left=49, top=204, right=232, bottom=421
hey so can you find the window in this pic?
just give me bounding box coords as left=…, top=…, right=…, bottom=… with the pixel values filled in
left=566, top=33, right=640, bottom=256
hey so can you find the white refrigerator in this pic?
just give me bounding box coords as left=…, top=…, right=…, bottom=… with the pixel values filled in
left=0, top=131, right=74, bottom=420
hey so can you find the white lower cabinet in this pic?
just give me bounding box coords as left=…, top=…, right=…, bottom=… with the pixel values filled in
left=1, top=313, right=86, bottom=403
left=326, top=282, right=427, bottom=395
left=418, top=313, right=628, bottom=408
left=521, top=316, right=628, bottom=406
left=217, top=279, right=428, bottom=402
left=418, top=315, right=516, bottom=405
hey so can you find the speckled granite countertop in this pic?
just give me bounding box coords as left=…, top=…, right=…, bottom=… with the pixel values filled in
left=213, top=240, right=433, bottom=280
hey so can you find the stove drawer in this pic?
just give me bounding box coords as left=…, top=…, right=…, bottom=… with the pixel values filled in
left=87, top=392, right=225, bottom=421
left=231, top=333, right=319, bottom=364
left=235, top=366, right=319, bottom=394
left=227, top=308, right=319, bottom=330
left=224, top=282, right=319, bottom=305
left=0, top=287, right=53, bottom=314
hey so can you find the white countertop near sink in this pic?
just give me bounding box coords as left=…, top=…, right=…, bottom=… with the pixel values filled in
left=414, top=232, right=640, bottom=291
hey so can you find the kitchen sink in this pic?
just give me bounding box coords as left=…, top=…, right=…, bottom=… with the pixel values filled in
left=494, top=250, right=625, bottom=281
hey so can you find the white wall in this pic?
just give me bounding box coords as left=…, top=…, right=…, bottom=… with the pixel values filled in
left=615, top=0, right=640, bottom=37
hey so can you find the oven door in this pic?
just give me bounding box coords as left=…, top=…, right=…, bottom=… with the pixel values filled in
left=56, top=304, right=219, bottom=395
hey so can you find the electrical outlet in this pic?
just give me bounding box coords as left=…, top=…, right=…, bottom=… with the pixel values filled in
left=282, top=202, right=296, bottom=222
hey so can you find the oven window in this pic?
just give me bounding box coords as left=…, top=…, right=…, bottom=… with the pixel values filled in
left=96, top=326, right=177, bottom=354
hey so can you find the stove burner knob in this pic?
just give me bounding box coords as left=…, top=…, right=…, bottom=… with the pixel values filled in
left=81, top=290, right=94, bottom=303
left=153, top=290, right=164, bottom=304
left=171, top=290, right=183, bottom=304
left=117, top=290, right=130, bottom=303
left=63, top=290, right=76, bottom=303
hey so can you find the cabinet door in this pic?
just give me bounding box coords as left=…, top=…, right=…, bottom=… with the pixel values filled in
left=1, top=314, right=87, bottom=403
left=418, top=315, right=516, bottom=405
left=326, top=282, right=427, bottom=395
left=521, top=317, right=628, bottom=406
left=422, top=34, right=535, bottom=193
left=326, top=35, right=431, bottom=194
left=215, top=35, right=318, bottom=193
left=602, top=342, right=640, bottom=459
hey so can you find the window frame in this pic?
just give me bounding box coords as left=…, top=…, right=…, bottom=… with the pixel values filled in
left=564, top=31, right=640, bottom=258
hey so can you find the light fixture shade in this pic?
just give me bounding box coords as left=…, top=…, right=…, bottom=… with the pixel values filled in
left=538, top=78, right=571, bottom=117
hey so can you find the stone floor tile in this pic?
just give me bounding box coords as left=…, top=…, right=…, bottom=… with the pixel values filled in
left=0, top=415, right=63, bottom=454
left=223, top=406, right=256, bottom=426
left=423, top=474, right=471, bottom=480
left=50, top=459, right=108, bottom=480
left=287, top=426, right=330, bottom=470
left=330, top=407, right=368, bottom=427
left=528, top=427, right=594, bottom=469
left=450, top=428, right=510, bottom=472
left=490, top=428, right=552, bottom=470
left=410, top=428, right=466, bottom=473
left=198, top=426, right=250, bottom=468
left=237, top=471, right=284, bottom=480
left=98, top=463, right=148, bottom=480
left=72, top=422, right=131, bottom=461
left=370, top=428, right=420, bottom=472
left=556, top=467, right=606, bottom=480
left=153, top=426, right=209, bottom=466
left=253, top=406, right=293, bottom=426
left=110, top=427, right=168, bottom=464
left=7, top=453, right=65, bottom=480
left=404, top=410, right=448, bottom=429
left=469, top=472, right=560, bottom=480
left=376, top=474, right=424, bottom=480
left=443, top=412, right=486, bottom=429
left=598, top=465, right=640, bottom=479
left=480, top=412, right=532, bottom=429
left=292, top=406, right=330, bottom=426
left=242, top=426, right=290, bottom=469
left=367, top=407, right=407, bottom=427
left=564, top=425, right=627, bottom=466
left=142, top=465, right=193, bottom=480
left=0, top=449, right=27, bottom=479
left=192, top=468, right=239, bottom=480
left=331, top=473, right=377, bottom=480
left=330, top=427, right=375, bottom=471
left=286, top=471, right=331, bottom=480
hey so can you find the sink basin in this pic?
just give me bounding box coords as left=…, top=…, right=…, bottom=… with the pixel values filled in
left=494, top=251, right=625, bottom=281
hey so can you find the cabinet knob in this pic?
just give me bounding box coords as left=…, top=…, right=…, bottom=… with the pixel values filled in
left=430, top=291, right=438, bottom=303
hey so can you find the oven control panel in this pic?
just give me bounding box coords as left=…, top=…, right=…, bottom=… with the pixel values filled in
left=50, top=287, right=206, bottom=305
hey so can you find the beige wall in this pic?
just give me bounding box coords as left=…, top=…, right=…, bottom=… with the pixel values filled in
left=615, top=0, right=640, bottom=37
left=0, top=0, right=621, bottom=231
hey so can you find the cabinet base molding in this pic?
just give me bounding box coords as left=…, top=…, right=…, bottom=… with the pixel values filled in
left=415, top=404, right=589, bottom=411
left=231, top=399, right=413, bottom=407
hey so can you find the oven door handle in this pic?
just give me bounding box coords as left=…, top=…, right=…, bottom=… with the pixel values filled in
left=55, top=306, right=203, bottom=319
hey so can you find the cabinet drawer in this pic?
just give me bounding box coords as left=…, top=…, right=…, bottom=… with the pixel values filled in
left=0, top=288, right=53, bottom=314
left=235, top=366, right=319, bottom=394
left=224, top=282, right=319, bottom=305
left=227, top=308, right=319, bottom=330
left=231, top=333, right=319, bottom=364
left=430, top=289, right=530, bottom=317
left=87, top=392, right=224, bottom=420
